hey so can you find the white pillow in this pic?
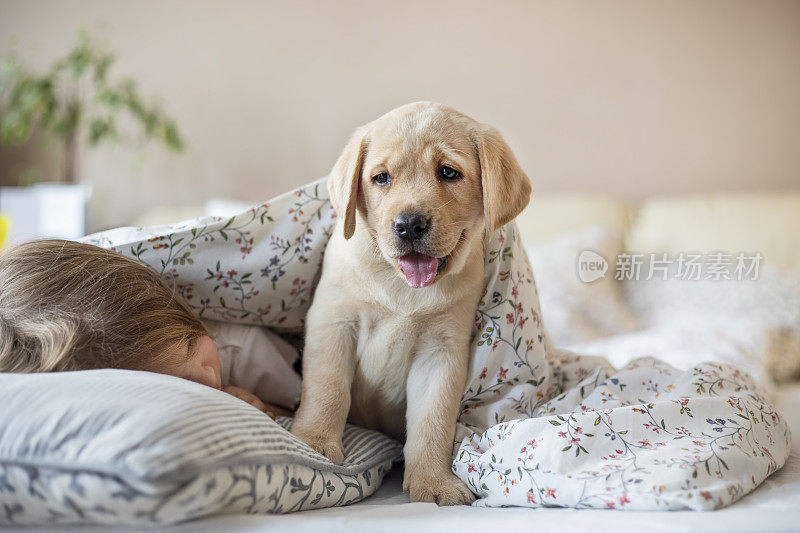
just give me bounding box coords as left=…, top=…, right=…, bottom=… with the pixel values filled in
left=525, top=225, right=639, bottom=346
left=0, top=370, right=401, bottom=526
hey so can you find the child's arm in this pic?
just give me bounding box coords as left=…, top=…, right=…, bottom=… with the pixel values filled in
left=211, top=322, right=302, bottom=413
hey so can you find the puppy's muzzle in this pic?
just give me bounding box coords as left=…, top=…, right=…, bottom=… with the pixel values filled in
left=394, top=212, right=429, bottom=243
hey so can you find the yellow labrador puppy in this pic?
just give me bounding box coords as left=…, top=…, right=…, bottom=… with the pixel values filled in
left=291, top=102, right=531, bottom=505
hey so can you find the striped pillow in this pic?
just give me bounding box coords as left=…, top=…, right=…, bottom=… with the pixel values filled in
left=0, top=369, right=402, bottom=526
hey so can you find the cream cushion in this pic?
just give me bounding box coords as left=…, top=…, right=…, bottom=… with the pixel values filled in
left=626, top=191, right=800, bottom=273
left=516, top=194, right=633, bottom=245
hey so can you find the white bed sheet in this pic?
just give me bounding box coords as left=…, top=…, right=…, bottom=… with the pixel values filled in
left=16, top=384, right=800, bottom=533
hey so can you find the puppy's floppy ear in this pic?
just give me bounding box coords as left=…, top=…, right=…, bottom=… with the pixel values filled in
left=327, top=127, right=368, bottom=240
left=473, top=125, right=532, bottom=233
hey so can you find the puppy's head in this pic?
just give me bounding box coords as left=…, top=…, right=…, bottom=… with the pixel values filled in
left=328, top=102, right=531, bottom=288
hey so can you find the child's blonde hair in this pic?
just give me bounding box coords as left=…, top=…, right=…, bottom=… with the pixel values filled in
left=0, top=239, right=208, bottom=373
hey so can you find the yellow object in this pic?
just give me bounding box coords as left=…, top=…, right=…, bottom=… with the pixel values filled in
left=0, top=215, right=9, bottom=251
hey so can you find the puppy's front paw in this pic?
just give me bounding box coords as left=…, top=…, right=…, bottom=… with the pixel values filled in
left=403, top=469, right=475, bottom=506
left=292, top=429, right=345, bottom=465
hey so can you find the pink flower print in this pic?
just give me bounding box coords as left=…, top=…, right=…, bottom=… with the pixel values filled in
left=227, top=269, right=237, bottom=276
left=701, top=491, right=712, bottom=500
left=557, top=431, right=568, bottom=439
left=497, top=367, right=508, bottom=380
left=479, top=367, right=487, bottom=379
left=516, top=303, right=523, bottom=315
left=506, top=313, right=515, bottom=324
left=618, top=495, right=630, bottom=506
left=467, top=464, right=477, bottom=473
left=511, top=286, right=518, bottom=298
left=526, top=489, right=536, bottom=504
left=541, top=487, right=556, bottom=499
left=574, top=427, right=583, bottom=434
left=727, top=397, right=744, bottom=412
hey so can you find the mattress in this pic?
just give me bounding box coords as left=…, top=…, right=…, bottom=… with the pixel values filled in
left=173, top=460, right=800, bottom=531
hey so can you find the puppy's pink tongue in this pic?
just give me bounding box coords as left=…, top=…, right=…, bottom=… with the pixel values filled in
left=398, top=252, right=438, bottom=288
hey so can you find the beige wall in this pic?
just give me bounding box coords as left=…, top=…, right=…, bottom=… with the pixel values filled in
left=1, top=0, right=799, bottom=230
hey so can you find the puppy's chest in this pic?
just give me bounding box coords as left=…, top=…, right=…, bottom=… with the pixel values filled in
left=354, top=310, right=425, bottom=400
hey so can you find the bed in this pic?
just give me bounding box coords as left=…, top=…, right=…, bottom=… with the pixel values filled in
left=162, top=383, right=800, bottom=533
left=5, top=188, right=800, bottom=532
left=11, top=387, right=800, bottom=533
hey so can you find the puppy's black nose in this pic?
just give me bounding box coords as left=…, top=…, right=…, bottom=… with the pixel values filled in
left=394, top=212, right=430, bottom=242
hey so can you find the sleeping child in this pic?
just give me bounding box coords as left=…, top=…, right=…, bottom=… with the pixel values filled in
left=0, top=239, right=301, bottom=418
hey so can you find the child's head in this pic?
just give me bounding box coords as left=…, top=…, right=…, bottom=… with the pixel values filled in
left=0, top=239, right=221, bottom=387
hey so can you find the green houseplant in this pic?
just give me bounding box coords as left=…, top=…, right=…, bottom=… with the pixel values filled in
left=0, top=31, right=185, bottom=245
left=0, top=31, right=184, bottom=184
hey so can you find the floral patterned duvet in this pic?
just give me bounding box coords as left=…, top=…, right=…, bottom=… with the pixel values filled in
left=86, top=177, right=790, bottom=512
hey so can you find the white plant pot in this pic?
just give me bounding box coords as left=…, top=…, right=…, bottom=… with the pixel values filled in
left=0, top=183, right=87, bottom=247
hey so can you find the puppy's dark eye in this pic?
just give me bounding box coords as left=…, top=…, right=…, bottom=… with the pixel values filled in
left=372, top=172, right=392, bottom=186
left=439, top=166, right=462, bottom=181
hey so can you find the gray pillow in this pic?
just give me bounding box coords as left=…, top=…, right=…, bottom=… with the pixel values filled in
left=0, top=370, right=401, bottom=526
